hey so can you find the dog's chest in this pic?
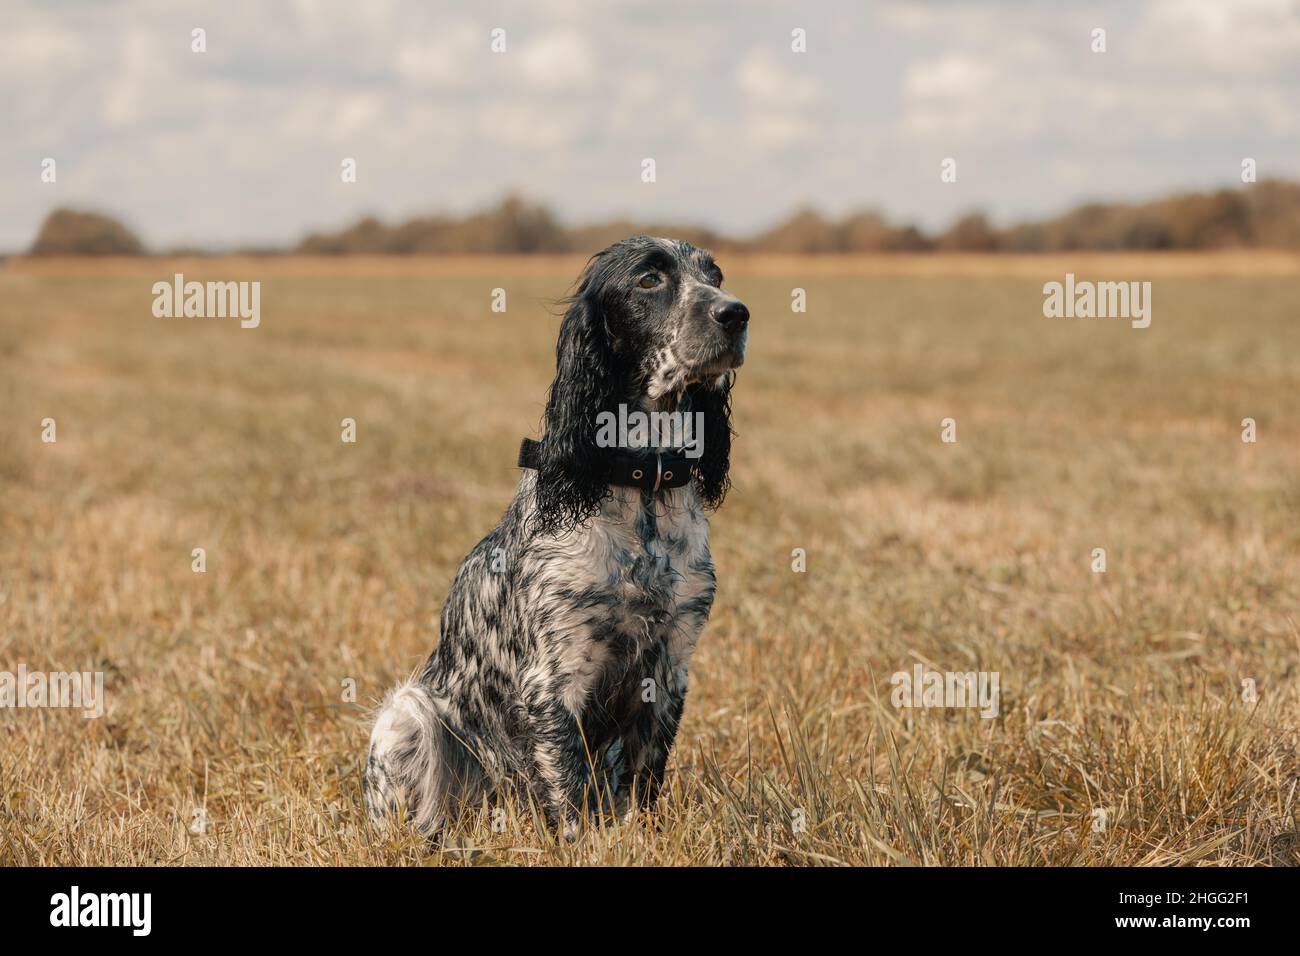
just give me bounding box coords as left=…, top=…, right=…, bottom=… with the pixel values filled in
left=524, top=487, right=715, bottom=712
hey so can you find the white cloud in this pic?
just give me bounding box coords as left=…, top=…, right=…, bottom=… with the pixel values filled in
left=0, top=25, right=88, bottom=77
left=736, top=48, right=820, bottom=108
left=517, top=30, right=596, bottom=90
left=745, top=114, right=816, bottom=149
left=394, top=24, right=479, bottom=88
left=476, top=100, right=584, bottom=150
left=1141, top=0, right=1300, bottom=74
left=905, top=55, right=995, bottom=101
left=733, top=48, right=822, bottom=149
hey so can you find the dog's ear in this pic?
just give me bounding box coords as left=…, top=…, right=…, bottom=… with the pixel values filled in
left=687, top=374, right=733, bottom=509
left=532, top=286, right=620, bottom=535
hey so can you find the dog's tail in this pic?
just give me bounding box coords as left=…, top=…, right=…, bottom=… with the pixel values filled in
left=364, top=679, right=459, bottom=835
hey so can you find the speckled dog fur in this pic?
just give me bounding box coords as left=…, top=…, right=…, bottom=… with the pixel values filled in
left=365, top=236, right=749, bottom=837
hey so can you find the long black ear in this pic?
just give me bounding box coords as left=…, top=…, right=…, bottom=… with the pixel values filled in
left=687, top=374, right=733, bottom=509
left=532, top=291, right=621, bottom=535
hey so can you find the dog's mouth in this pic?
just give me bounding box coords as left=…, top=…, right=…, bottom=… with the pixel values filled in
left=688, top=339, right=746, bottom=381
left=648, top=340, right=745, bottom=398
left=689, top=354, right=742, bottom=383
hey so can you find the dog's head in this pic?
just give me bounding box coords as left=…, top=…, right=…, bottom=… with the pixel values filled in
left=533, top=236, right=748, bottom=534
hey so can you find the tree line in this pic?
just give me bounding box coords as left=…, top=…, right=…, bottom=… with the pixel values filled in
left=26, top=181, right=1300, bottom=256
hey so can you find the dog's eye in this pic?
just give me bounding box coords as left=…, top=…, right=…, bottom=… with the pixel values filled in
left=710, top=271, right=724, bottom=287
left=637, top=273, right=660, bottom=289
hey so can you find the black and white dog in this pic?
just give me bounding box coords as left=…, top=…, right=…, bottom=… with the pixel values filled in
left=364, top=236, right=748, bottom=837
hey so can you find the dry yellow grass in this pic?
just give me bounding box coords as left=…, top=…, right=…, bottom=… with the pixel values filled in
left=1, top=254, right=1297, bottom=865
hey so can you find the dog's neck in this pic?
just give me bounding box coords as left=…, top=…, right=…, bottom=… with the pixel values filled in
left=633, top=388, right=695, bottom=450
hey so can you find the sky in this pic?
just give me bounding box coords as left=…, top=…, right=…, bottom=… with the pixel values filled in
left=4, top=0, right=1300, bottom=251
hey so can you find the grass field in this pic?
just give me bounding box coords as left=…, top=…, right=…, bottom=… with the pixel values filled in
left=1, top=253, right=1297, bottom=865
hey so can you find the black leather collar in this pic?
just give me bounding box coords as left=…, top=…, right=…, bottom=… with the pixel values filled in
left=518, top=437, right=696, bottom=494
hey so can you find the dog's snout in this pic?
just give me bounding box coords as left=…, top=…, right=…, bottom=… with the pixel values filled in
left=711, top=299, right=749, bottom=329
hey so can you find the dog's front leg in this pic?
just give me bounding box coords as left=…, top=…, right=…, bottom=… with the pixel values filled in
left=524, top=697, right=591, bottom=839
left=618, top=669, right=687, bottom=813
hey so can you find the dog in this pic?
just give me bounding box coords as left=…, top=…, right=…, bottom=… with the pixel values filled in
left=363, top=236, right=748, bottom=837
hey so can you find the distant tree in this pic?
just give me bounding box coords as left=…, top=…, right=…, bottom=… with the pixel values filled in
left=884, top=225, right=933, bottom=252
left=1119, top=213, right=1173, bottom=250
left=29, top=208, right=145, bottom=255
left=1161, top=190, right=1251, bottom=248
left=938, top=212, right=999, bottom=252
left=999, top=222, right=1047, bottom=252
left=1247, top=180, right=1300, bottom=247
left=753, top=208, right=839, bottom=253
left=491, top=194, right=567, bottom=253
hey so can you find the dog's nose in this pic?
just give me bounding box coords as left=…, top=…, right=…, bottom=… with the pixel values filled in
left=712, top=299, right=749, bottom=329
